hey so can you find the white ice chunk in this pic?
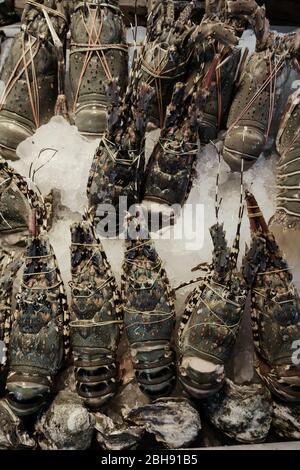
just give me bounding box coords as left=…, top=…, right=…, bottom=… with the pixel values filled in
left=13, top=116, right=99, bottom=214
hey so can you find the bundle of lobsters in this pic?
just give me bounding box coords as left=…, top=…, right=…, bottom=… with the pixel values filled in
left=0, top=0, right=300, bottom=450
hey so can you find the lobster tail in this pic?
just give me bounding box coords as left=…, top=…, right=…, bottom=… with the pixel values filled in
left=7, top=235, right=66, bottom=416
left=70, top=218, right=122, bottom=409
left=131, top=343, right=176, bottom=399
left=122, top=211, right=176, bottom=398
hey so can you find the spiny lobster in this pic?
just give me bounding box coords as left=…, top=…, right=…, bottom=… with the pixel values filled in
left=141, top=0, right=243, bottom=132
left=188, top=0, right=248, bottom=144
left=178, top=162, right=247, bottom=399
left=243, top=191, right=300, bottom=402
left=223, top=0, right=300, bottom=171
left=87, top=67, right=154, bottom=236
left=0, top=0, right=68, bottom=160
left=141, top=0, right=195, bottom=129
left=69, top=214, right=122, bottom=409
left=6, top=219, right=69, bottom=416
left=142, top=56, right=221, bottom=225
left=121, top=209, right=176, bottom=398
left=272, top=87, right=300, bottom=229
left=69, top=0, right=128, bottom=136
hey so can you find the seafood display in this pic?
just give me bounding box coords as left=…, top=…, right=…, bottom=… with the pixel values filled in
left=69, top=0, right=128, bottom=135
left=0, top=0, right=300, bottom=452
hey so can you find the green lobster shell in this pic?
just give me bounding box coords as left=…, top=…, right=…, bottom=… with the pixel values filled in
left=223, top=50, right=288, bottom=172
left=0, top=1, right=68, bottom=160
left=69, top=0, right=128, bottom=135
left=7, top=234, right=67, bottom=416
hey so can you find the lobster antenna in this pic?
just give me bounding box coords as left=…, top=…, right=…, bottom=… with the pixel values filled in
left=211, top=142, right=222, bottom=222
left=230, top=158, right=245, bottom=268
left=134, top=0, right=138, bottom=43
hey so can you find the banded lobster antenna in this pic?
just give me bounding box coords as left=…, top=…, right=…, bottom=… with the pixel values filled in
left=245, top=190, right=269, bottom=235
left=230, top=158, right=245, bottom=269
left=211, top=142, right=222, bottom=222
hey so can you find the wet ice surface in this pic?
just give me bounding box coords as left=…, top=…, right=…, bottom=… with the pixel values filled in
left=1, top=23, right=300, bottom=448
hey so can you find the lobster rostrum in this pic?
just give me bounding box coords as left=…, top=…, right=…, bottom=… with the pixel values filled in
left=0, top=157, right=47, bottom=246
left=69, top=214, right=122, bottom=409
left=178, top=163, right=247, bottom=399
left=272, top=87, right=300, bottom=229
left=0, top=0, right=68, bottom=160
left=0, top=250, right=22, bottom=371
left=223, top=0, right=300, bottom=171
left=121, top=209, right=176, bottom=398
left=69, top=0, right=128, bottom=136
left=243, top=191, right=300, bottom=402
left=87, top=69, right=155, bottom=236
left=6, top=220, right=68, bottom=416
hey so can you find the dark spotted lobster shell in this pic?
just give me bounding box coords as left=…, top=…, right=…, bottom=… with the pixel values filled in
left=6, top=234, right=67, bottom=416
left=69, top=217, right=122, bottom=409
left=121, top=213, right=176, bottom=398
